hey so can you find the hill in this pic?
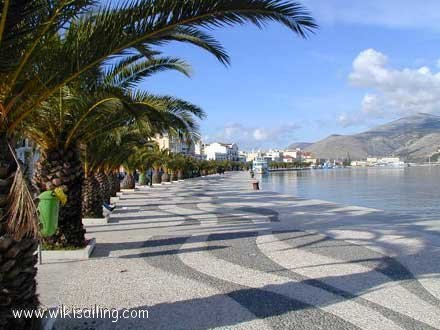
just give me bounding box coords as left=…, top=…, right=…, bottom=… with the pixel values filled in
left=286, top=142, right=313, bottom=150
left=300, top=113, right=440, bottom=161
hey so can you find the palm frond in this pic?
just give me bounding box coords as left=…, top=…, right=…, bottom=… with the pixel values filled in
left=5, top=143, right=39, bottom=239
left=5, top=0, right=317, bottom=131
left=105, top=57, right=192, bottom=89
left=149, top=26, right=230, bottom=65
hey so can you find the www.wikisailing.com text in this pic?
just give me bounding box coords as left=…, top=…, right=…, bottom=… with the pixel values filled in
left=13, top=305, right=149, bottom=323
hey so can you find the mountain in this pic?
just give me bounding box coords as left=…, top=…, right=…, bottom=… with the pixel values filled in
left=301, top=113, right=440, bottom=161
left=286, top=142, right=313, bottom=150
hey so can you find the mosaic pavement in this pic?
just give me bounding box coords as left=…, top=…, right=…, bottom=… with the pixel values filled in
left=37, top=172, right=440, bottom=329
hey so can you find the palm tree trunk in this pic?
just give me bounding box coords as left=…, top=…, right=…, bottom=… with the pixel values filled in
left=161, top=172, right=170, bottom=183
left=109, top=172, right=119, bottom=196
left=152, top=169, right=161, bottom=184
left=171, top=171, right=178, bottom=181
left=120, top=174, right=135, bottom=189
left=177, top=170, right=183, bottom=180
left=106, top=174, right=113, bottom=197
left=115, top=173, right=121, bottom=193
left=34, top=147, right=85, bottom=248
left=95, top=171, right=110, bottom=204
left=106, top=173, right=115, bottom=197
left=82, top=174, right=103, bottom=218
left=0, top=133, right=40, bottom=330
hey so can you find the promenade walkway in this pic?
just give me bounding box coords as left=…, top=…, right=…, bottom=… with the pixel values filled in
left=37, top=172, right=440, bottom=329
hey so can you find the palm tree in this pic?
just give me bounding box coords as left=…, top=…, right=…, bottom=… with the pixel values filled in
left=198, top=160, right=208, bottom=176
left=175, top=154, right=188, bottom=180
left=26, top=85, right=205, bottom=246
left=82, top=132, right=142, bottom=216
left=148, top=147, right=167, bottom=184
left=25, top=85, right=140, bottom=246
left=168, top=153, right=185, bottom=181
left=0, top=1, right=316, bottom=327
left=161, top=151, right=172, bottom=183
left=120, top=139, right=157, bottom=189
left=130, top=144, right=157, bottom=186
left=81, top=150, right=104, bottom=219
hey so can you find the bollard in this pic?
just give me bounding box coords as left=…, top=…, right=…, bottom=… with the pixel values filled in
left=252, top=180, right=259, bottom=190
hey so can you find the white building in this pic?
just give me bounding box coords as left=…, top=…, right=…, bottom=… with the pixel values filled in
left=352, top=157, right=404, bottom=167
left=194, top=141, right=206, bottom=160
left=351, top=160, right=368, bottom=167
left=283, top=149, right=301, bottom=159
left=195, top=141, right=204, bottom=156
left=377, top=157, right=401, bottom=165
left=282, top=155, right=295, bottom=163
left=243, top=151, right=260, bottom=162
left=238, top=151, right=248, bottom=163
left=366, top=157, right=378, bottom=165
left=153, top=133, right=197, bottom=156
left=366, top=157, right=401, bottom=166
left=204, top=142, right=239, bottom=161
left=265, top=150, right=284, bottom=162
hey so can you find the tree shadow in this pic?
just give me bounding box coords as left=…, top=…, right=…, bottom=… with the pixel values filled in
left=76, top=172, right=440, bottom=328
left=52, top=268, right=436, bottom=330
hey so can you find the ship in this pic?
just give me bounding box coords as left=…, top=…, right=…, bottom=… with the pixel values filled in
left=252, top=157, right=269, bottom=174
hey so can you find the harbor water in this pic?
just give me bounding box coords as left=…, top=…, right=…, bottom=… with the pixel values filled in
left=259, top=166, right=440, bottom=219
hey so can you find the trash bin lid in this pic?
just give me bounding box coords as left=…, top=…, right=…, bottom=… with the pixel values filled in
left=38, top=190, right=55, bottom=200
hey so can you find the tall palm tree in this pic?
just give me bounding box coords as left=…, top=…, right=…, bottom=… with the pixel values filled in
left=120, top=141, right=156, bottom=189
left=0, top=1, right=316, bottom=328
left=25, top=86, right=135, bottom=246
left=160, top=150, right=172, bottom=183
left=149, top=147, right=167, bottom=184
left=83, top=89, right=204, bottom=212
left=83, top=132, right=143, bottom=215
left=173, top=154, right=187, bottom=180
left=82, top=131, right=144, bottom=217
left=167, top=153, right=179, bottom=181
left=26, top=85, right=205, bottom=247
left=127, top=144, right=158, bottom=186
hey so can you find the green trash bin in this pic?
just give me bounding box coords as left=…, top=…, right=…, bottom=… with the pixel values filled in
left=139, top=172, right=147, bottom=185
left=38, top=190, right=60, bottom=237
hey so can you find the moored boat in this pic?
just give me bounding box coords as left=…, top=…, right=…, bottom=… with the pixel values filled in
left=253, top=157, right=269, bottom=174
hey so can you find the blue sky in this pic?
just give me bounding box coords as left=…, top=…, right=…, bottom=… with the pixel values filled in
left=110, top=0, right=440, bottom=150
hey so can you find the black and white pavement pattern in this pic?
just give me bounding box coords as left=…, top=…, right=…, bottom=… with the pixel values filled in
left=37, top=172, right=440, bottom=329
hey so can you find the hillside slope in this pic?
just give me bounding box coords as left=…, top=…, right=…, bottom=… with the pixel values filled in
left=300, top=113, right=440, bottom=161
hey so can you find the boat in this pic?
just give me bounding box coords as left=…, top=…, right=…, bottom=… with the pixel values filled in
left=322, top=161, right=334, bottom=169
left=377, top=161, right=407, bottom=168
left=252, top=157, right=269, bottom=174
left=375, top=158, right=408, bottom=168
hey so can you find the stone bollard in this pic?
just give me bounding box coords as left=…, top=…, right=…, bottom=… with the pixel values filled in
left=252, top=180, right=260, bottom=190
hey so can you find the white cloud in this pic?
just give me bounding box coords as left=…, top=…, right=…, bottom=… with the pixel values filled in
left=340, top=48, right=440, bottom=127
left=336, top=113, right=358, bottom=128
left=252, top=128, right=267, bottom=141
left=302, top=0, right=440, bottom=30
left=361, top=93, right=384, bottom=116
left=349, top=49, right=389, bottom=86
left=207, top=122, right=300, bottom=150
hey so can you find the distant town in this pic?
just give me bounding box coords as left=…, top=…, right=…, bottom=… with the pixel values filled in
left=17, top=130, right=440, bottom=177
left=149, top=133, right=317, bottom=164
left=136, top=133, right=422, bottom=169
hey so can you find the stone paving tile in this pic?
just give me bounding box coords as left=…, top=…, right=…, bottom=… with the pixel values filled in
left=37, top=172, right=440, bottom=329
